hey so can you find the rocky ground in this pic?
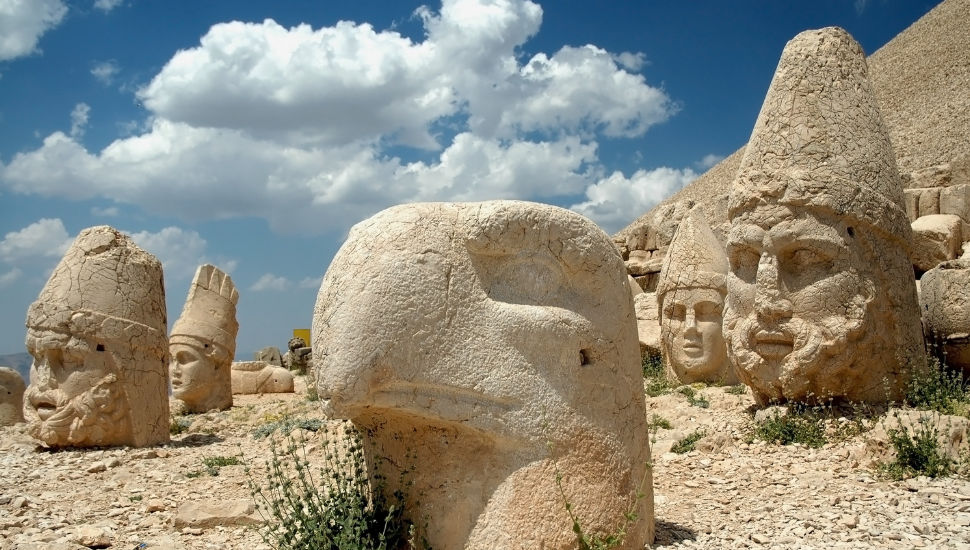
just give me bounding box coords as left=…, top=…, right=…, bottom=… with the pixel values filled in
left=1, top=377, right=969, bottom=550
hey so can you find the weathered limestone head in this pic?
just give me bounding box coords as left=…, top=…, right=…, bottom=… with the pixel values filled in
left=23, top=226, right=169, bottom=447
left=230, top=361, right=295, bottom=394
left=919, top=259, right=970, bottom=377
left=169, top=264, right=239, bottom=413
left=0, top=367, right=26, bottom=426
left=657, top=208, right=736, bottom=385
left=725, top=28, right=924, bottom=406
left=313, top=201, right=652, bottom=549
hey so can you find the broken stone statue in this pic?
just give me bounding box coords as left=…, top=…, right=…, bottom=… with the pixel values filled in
left=170, top=264, right=239, bottom=413
left=724, top=28, right=924, bottom=406
left=253, top=346, right=283, bottom=367
left=656, top=207, right=738, bottom=385
left=920, top=259, right=970, bottom=378
left=0, top=367, right=26, bottom=426
left=282, top=337, right=311, bottom=374
left=230, top=361, right=294, bottom=394
left=23, top=226, right=170, bottom=447
left=313, top=201, right=653, bottom=549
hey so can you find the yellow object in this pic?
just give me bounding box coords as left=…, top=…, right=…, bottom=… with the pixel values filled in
left=293, top=328, right=311, bottom=346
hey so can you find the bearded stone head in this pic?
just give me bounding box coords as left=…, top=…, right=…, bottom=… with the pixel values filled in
left=23, top=226, right=169, bottom=448
left=723, top=28, right=924, bottom=406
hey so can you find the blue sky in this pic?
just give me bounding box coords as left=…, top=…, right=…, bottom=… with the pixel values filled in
left=0, top=0, right=941, bottom=356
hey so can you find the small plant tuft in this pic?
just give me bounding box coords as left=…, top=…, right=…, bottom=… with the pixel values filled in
left=247, top=421, right=423, bottom=550
left=170, top=417, right=191, bottom=436
left=253, top=417, right=324, bottom=440
left=750, top=405, right=826, bottom=448
left=677, top=386, right=710, bottom=408
left=725, top=384, right=747, bottom=396
left=904, top=356, right=970, bottom=416
left=671, top=430, right=705, bottom=454
left=879, top=415, right=953, bottom=480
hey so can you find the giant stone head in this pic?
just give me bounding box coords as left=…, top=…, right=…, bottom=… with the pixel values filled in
left=313, top=201, right=652, bottom=549
left=23, top=226, right=169, bottom=447
left=724, top=28, right=924, bottom=406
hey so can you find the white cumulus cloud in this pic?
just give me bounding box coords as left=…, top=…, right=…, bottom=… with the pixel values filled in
left=0, top=218, right=73, bottom=263
left=251, top=273, right=290, bottom=291
left=0, top=268, right=22, bottom=288
left=0, top=0, right=682, bottom=237
left=570, top=167, right=698, bottom=234
left=91, top=206, right=119, bottom=217
left=91, top=60, right=120, bottom=84
left=70, top=103, right=90, bottom=138
left=94, top=0, right=124, bottom=12
left=298, top=276, right=322, bottom=289
left=0, top=0, right=67, bottom=62
left=127, top=226, right=237, bottom=280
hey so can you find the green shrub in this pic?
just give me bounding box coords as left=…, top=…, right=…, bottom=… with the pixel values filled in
left=642, top=353, right=678, bottom=398
left=879, top=416, right=953, bottom=480
left=671, top=430, right=705, bottom=454
left=904, top=356, right=969, bottom=416
left=170, top=417, right=192, bottom=436
left=247, top=421, right=422, bottom=550
left=724, top=385, right=747, bottom=395
left=641, top=351, right=663, bottom=379
left=751, top=407, right=826, bottom=448
left=253, top=417, right=324, bottom=440
left=677, top=386, right=710, bottom=409
left=647, top=414, right=673, bottom=432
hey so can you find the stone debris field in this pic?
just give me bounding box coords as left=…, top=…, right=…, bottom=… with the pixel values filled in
left=1, top=379, right=969, bottom=549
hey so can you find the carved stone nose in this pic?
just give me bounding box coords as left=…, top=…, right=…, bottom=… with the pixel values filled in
left=754, top=253, right=792, bottom=322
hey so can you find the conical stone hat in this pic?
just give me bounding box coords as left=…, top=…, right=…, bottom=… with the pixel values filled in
left=170, top=264, right=239, bottom=359
left=728, top=27, right=910, bottom=245
left=26, top=226, right=167, bottom=352
left=656, top=207, right=728, bottom=301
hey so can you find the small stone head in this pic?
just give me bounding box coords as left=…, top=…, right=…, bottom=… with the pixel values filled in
left=656, top=208, right=735, bottom=384
left=169, top=265, right=238, bottom=412
left=24, top=226, right=169, bottom=447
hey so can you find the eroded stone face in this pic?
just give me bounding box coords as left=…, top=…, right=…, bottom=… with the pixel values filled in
left=0, top=366, right=25, bottom=426
left=656, top=209, right=735, bottom=384
left=169, top=265, right=239, bottom=413
left=230, top=361, right=294, bottom=394
left=313, top=200, right=652, bottom=550
left=23, top=226, right=169, bottom=448
left=724, top=28, right=924, bottom=405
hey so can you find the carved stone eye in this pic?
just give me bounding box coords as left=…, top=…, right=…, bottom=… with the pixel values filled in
left=487, top=255, right=564, bottom=306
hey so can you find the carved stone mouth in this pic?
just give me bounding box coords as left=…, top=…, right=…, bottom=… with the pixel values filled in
left=754, top=330, right=794, bottom=359
left=33, top=400, right=58, bottom=421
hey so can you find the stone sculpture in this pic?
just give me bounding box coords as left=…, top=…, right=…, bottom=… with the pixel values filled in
left=170, top=264, right=239, bottom=413
left=254, top=346, right=282, bottom=367
left=282, top=337, right=311, bottom=374
left=656, top=208, right=737, bottom=385
left=313, top=201, right=652, bottom=549
left=724, top=28, right=924, bottom=406
left=230, top=361, right=294, bottom=394
left=920, top=259, right=970, bottom=377
left=0, top=367, right=26, bottom=426
left=23, top=226, right=169, bottom=447
left=911, top=214, right=965, bottom=274
left=634, top=293, right=662, bottom=362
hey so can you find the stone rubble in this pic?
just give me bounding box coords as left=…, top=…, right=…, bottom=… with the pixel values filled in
left=0, top=378, right=967, bottom=549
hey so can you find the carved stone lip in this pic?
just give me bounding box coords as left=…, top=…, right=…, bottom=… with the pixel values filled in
left=754, top=330, right=794, bottom=359
left=30, top=394, right=58, bottom=421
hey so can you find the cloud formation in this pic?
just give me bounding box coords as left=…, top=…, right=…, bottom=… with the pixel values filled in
left=0, top=0, right=67, bottom=62
left=251, top=273, right=290, bottom=291
left=1, top=0, right=682, bottom=236
left=93, top=0, right=124, bottom=12
left=0, top=218, right=73, bottom=263
left=91, top=60, right=120, bottom=85
left=127, top=226, right=238, bottom=280
left=569, top=167, right=698, bottom=234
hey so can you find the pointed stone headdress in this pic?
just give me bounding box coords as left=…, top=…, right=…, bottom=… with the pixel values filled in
left=170, top=264, right=239, bottom=360
left=656, top=207, right=728, bottom=301
left=26, top=226, right=167, bottom=355
left=728, top=27, right=911, bottom=246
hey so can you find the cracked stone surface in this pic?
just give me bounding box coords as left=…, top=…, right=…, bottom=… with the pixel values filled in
left=312, top=200, right=652, bottom=549
left=170, top=265, right=239, bottom=414
left=724, top=27, right=924, bottom=406
left=23, top=225, right=169, bottom=449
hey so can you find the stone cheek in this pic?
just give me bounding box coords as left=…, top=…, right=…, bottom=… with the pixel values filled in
left=170, top=342, right=233, bottom=414
left=660, top=288, right=735, bottom=385
left=312, top=201, right=652, bottom=549
left=0, top=367, right=26, bottom=426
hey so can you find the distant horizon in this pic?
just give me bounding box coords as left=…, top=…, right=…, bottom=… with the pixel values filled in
left=0, top=0, right=944, bottom=356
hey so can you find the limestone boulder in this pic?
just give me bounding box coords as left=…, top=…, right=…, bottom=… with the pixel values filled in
left=724, top=28, right=924, bottom=405
left=313, top=200, right=653, bottom=549
left=23, top=226, right=169, bottom=448
left=940, top=184, right=970, bottom=223
left=254, top=346, right=282, bottom=367
left=173, top=499, right=261, bottom=529
left=634, top=292, right=662, bottom=361
left=920, top=259, right=970, bottom=376
left=230, top=361, right=294, bottom=394
left=625, top=249, right=662, bottom=276
left=912, top=214, right=965, bottom=273
left=864, top=408, right=969, bottom=466
left=0, top=367, right=25, bottom=426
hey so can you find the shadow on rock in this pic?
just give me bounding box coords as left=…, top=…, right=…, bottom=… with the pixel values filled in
left=651, top=518, right=697, bottom=546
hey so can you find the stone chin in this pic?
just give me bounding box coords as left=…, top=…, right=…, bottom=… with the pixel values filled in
left=24, top=374, right=132, bottom=447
